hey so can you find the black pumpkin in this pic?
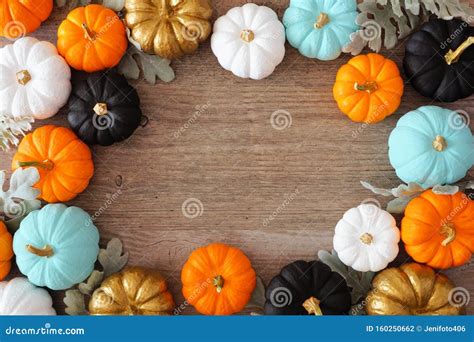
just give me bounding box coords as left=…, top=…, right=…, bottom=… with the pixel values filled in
left=403, top=18, right=474, bottom=102
left=67, top=70, right=142, bottom=146
left=264, top=260, right=351, bottom=315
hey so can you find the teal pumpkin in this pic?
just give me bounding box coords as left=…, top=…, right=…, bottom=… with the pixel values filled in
left=13, top=204, right=99, bottom=290
left=283, top=0, right=358, bottom=60
left=388, top=106, right=474, bottom=188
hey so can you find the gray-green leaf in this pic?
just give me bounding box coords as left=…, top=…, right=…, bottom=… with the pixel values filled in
left=64, top=289, right=88, bottom=315
left=118, top=45, right=175, bottom=84
left=317, top=250, right=375, bottom=304
left=432, top=184, right=460, bottom=195
left=98, top=238, right=129, bottom=277
left=78, top=270, right=104, bottom=296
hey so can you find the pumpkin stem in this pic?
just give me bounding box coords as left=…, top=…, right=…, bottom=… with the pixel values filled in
left=93, top=103, right=108, bottom=116
left=26, top=244, right=54, bottom=257
left=16, top=70, right=32, bottom=85
left=440, top=223, right=456, bottom=246
left=18, top=159, right=54, bottom=170
left=82, top=23, right=96, bottom=41
left=360, top=233, right=374, bottom=245
left=432, top=135, right=447, bottom=152
left=314, top=13, right=329, bottom=29
left=240, top=29, right=255, bottom=43
left=213, top=275, right=224, bottom=293
left=444, top=36, right=474, bottom=65
left=354, top=81, right=378, bottom=93
left=302, top=296, right=323, bottom=315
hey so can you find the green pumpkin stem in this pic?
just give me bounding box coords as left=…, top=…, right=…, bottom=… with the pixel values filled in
left=18, top=159, right=54, bottom=170
left=354, top=81, right=378, bottom=93
left=444, top=36, right=474, bottom=65
left=303, top=296, right=323, bottom=315
left=314, top=13, right=329, bottom=29
left=26, top=244, right=54, bottom=257
left=213, top=275, right=224, bottom=293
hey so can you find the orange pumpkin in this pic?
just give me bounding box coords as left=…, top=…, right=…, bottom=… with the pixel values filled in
left=0, top=221, right=13, bottom=280
left=333, top=53, right=404, bottom=123
left=402, top=190, right=474, bottom=269
left=0, top=0, right=53, bottom=38
left=181, top=243, right=256, bottom=315
left=57, top=4, right=127, bottom=72
left=12, top=125, right=94, bottom=203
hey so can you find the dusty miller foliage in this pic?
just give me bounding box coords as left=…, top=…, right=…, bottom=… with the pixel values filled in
left=0, top=115, right=34, bottom=151
left=343, top=0, right=474, bottom=54
left=64, top=238, right=129, bottom=315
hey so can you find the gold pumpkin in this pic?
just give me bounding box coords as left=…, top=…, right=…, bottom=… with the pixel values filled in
left=124, top=0, right=212, bottom=59
left=366, top=263, right=464, bottom=315
left=89, top=267, right=175, bottom=315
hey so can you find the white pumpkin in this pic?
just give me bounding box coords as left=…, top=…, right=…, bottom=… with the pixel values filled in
left=0, top=37, right=71, bottom=119
left=0, top=277, right=56, bottom=315
left=333, top=204, right=400, bottom=272
left=211, top=3, right=286, bottom=80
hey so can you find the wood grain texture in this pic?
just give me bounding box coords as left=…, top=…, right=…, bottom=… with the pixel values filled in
left=1, top=1, right=473, bottom=315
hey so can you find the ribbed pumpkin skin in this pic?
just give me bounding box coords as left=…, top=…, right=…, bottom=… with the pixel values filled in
left=68, top=71, right=142, bottom=146
left=12, top=125, right=94, bottom=203
left=0, top=222, right=13, bottom=281
left=264, top=260, right=351, bottom=315
left=388, top=106, right=474, bottom=188
left=402, top=190, right=474, bottom=269
left=366, top=263, right=464, bottom=315
left=0, top=277, right=56, bottom=315
left=181, top=243, right=256, bottom=315
left=13, top=204, right=100, bottom=290
left=333, top=53, right=404, bottom=123
left=404, top=18, right=474, bottom=102
left=89, top=267, right=175, bottom=315
left=0, top=0, right=53, bottom=37
left=57, top=4, right=127, bottom=72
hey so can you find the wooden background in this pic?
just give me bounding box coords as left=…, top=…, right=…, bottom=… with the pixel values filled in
left=1, top=1, right=473, bottom=315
